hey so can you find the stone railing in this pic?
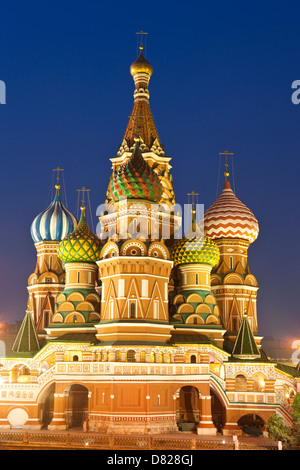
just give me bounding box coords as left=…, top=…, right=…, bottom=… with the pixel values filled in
left=0, top=430, right=278, bottom=450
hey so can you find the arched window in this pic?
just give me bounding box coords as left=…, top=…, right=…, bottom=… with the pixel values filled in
left=127, top=350, right=136, bottom=362
left=73, top=355, right=79, bottom=362
left=235, top=374, right=247, bottom=391
left=195, top=273, right=199, bottom=285
left=190, top=355, right=197, bottom=363
left=130, top=302, right=136, bottom=319
left=193, top=317, right=198, bottom=325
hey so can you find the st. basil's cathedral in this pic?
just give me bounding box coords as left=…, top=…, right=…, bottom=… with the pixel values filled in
left=0, top=42, right=299, bottom=436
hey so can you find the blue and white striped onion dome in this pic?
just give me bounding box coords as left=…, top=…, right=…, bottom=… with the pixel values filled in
left=31, top=193, right=77, bottom=243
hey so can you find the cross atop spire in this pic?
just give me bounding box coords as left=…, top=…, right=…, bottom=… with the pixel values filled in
left=187, top=191, right=199, bottom=214
left=219, top=150, right=234, bottom=181
left=53, top=166, right=64, bottom=195
left=187, top=191, right=200, bottom=233
left=77, top=186, right=90, bottom=217
left=136, top=30, right=148, bottom=51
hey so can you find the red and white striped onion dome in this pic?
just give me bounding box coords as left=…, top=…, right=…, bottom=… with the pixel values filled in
left=204, top=179, right=259, bottom=243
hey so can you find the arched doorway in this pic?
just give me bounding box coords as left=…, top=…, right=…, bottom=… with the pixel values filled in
left=237, top=414, right=264, bottom=436
left=41, top=383, right=55, bottom=429
left=65, top=384, right=89, bottom=429
left=176, top=386, right=200, bottom=432
left=211, top=389, right=226, bottom=433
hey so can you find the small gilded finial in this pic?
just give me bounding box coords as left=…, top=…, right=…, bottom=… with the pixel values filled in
left=53, top=167, right=64, bottom=195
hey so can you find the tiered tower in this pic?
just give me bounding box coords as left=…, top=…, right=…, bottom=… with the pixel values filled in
left=28, top=172, right=77, bottom=335
left=204, top=163, right=259, bottom=341
left=95, top=46, right=179, bottom=349
left=46, top=194, right=101, bottom=339
left=170, top=204, right=226, bottom=349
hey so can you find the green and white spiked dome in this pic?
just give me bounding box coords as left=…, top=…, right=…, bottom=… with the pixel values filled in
left=58, top=206, right=101, bottom=264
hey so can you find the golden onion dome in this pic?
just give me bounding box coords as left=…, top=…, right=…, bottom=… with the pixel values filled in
left=130, top=47, right=153, bottom=77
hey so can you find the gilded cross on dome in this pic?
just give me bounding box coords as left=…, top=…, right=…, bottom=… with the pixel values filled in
left=219, top=150, right=234, bottom=180
left=77, top=186, right=90, bottom=216
left=187, top=191, right=199, bottom=211
left=136, top=30, right=148, bottom=50
left=53, top=166, right=64, bottom=195
left=187, top=191, right=200, bottom=233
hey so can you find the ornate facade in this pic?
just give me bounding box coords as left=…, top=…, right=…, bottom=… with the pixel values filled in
left=0, top=44, right=299, bottom=436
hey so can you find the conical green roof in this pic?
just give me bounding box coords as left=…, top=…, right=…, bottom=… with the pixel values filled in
left=12, top=311, right=40, bottom=353
left=232, top=314, right=260, bottom=360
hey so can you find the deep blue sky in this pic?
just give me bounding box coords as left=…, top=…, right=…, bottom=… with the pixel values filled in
left=0, top=0, right=299, bottom=341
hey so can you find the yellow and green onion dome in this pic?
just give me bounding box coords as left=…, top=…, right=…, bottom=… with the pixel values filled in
left=171, top=226, right=220, bottom=267
left=58, top=208, right=101, bottom=264
left=108, top=139, right=162, bottom=202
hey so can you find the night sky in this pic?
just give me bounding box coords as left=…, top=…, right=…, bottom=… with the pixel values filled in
left=0, top=0, right=299, bottom=341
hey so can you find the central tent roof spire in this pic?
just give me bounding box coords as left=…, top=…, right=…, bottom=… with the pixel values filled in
left=117, top=32, right=164, bottom=157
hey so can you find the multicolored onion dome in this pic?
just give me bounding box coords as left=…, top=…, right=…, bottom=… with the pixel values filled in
left=130, top=47, right=153, bottom=77
left=171, top=227, right=220, bottom=267
left=204, top=180, right=259, bottom=243
left=31, top=191, right=77, bottom=244
left=58, top=210, right=101, bottom=264
left=108, top=140, right=162, bottom=202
